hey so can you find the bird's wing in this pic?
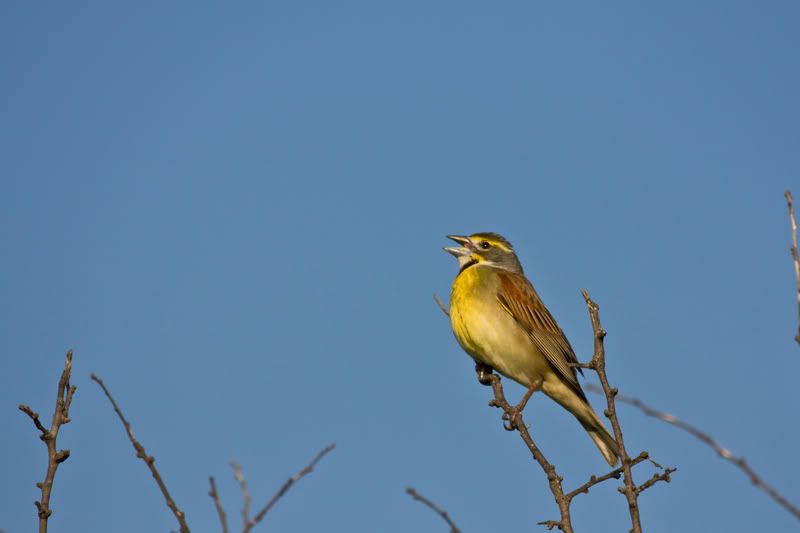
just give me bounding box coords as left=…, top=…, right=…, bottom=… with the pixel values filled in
left=495, top=270, right=587, bottom=401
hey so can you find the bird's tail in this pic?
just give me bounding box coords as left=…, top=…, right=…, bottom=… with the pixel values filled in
left=580, top=408, right=620, bottom=467
left=544, top=380, right=620, bottom=466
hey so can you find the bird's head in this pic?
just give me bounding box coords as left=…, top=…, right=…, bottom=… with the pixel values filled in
left=444, top=232, right=523, bottom=274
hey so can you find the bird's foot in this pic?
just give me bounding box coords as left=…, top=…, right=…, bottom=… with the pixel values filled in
left=474, top=363, right=494, bottom=386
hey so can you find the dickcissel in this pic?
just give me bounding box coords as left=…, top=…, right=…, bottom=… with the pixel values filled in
left=444, top=232, right=619, bottom=466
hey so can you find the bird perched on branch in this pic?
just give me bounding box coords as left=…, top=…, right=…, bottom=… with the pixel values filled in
left=444, top=232, right=619, bottom=466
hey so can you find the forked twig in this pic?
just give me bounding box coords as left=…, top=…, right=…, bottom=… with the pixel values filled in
left=233, top=444, right=336, bottom=532
left=587, top=384, right=800, bottom=520
left=406, top=488, right=461, bottom=533
left=485, top=373, right=574, bottom=532
left=90, top=373, right=190, bottom=533
left=18, top=350, right=76, bottom=533
left=566, top=452, right=649, bottom=501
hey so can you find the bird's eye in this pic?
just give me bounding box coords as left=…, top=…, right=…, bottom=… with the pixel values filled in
left=479, top=241, right=491, bottom=250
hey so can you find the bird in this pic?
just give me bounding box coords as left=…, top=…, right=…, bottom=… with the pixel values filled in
left=444, top=232, right=619, bottom=466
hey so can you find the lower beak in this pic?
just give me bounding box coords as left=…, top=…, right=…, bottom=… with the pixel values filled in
left=444, top=235, right=473, bottom=257
left=444, top=246, right=469, bottom=257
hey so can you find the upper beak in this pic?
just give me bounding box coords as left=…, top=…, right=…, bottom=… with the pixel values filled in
left=447, top=235, right=471, bottom=246
left=444, top=235, right=474, bottom=257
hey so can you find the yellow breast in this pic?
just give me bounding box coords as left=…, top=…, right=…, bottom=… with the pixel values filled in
left=449, top=265, right=549, bottom=387
left=450, top=266, right=492, bottom=356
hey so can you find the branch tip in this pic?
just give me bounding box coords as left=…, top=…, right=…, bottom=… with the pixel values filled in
left=406, top=487, right=461, bottom=533
left=433, top=294, right=450, bottom=317
left=91, top=372, right=190, bottom=533
left=588, top=383, right=799, bottom=520
left=785, top=190, right=800, bottom=346
left=207, top=476, right=229, bottom=533
left=19, top=350, right=76, bottom=532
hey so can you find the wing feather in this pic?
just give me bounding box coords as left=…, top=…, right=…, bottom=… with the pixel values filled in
left=495, top=271, right=587, bottom=402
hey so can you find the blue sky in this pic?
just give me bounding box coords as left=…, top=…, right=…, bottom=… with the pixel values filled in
left=2, top=2, right=799, bottom=532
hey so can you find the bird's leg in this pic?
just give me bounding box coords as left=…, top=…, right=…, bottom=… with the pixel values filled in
left=515, top=383, right=538, bottom=413
left=474, top=362, right=494, bottom=386
left=502, top=381, right=540, bottom=431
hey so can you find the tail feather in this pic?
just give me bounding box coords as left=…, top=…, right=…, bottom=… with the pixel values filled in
left=543, top=379, right=620, bottom=466
left=582, top=417, right=619, bottom=467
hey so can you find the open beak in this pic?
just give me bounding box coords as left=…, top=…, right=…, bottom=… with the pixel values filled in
left=444, top=235, right=474, bottom=257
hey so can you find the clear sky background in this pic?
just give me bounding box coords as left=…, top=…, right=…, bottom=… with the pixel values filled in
left=3, top=2, right=799, bottom=532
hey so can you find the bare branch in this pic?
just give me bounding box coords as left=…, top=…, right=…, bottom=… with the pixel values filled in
left=433, top=294, right=450, bottom=317
left=208, top=476, right=229, bottom=533
left=587, top=383, right=800, bottom=520
left=580, top=289, right=674, bottom=533
left=235, top=444, right=335, bottom=532
left=785, top=190, right=800, bottom=345
left=90, top=373, right=190, bottom=533
left=405, top=487, right=461, bottom=533
left=18, top=350, right=76, bottom=533
left=484, top=373, right=573, bottom=532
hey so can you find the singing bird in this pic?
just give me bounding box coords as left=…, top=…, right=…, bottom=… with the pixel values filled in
left=444, top=232, right=619, bottom=466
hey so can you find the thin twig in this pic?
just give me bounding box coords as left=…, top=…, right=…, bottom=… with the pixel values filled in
left=566, top=452, right=649, bottom=502
left=19, top=405, right=49, bottom=436
left=580, top=289, right=643, bottom=533
left=90, top=373, right=190, bottom=533
left=434, top=294, right=450, bottom=317
left=587, top=384, right=800, bottom=520
left=635, top=468, right=676, bottom=495
left=405, top=488, right=461, bottom=533
left=208, top=476, right=229, bottom=533
left=236, top=444, right=336, bottom=532
left=18, top=350, right=76, bottom=533
left=785, top=191, right=800, bottom=345
left=230, top=461, right=252, bottom=528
